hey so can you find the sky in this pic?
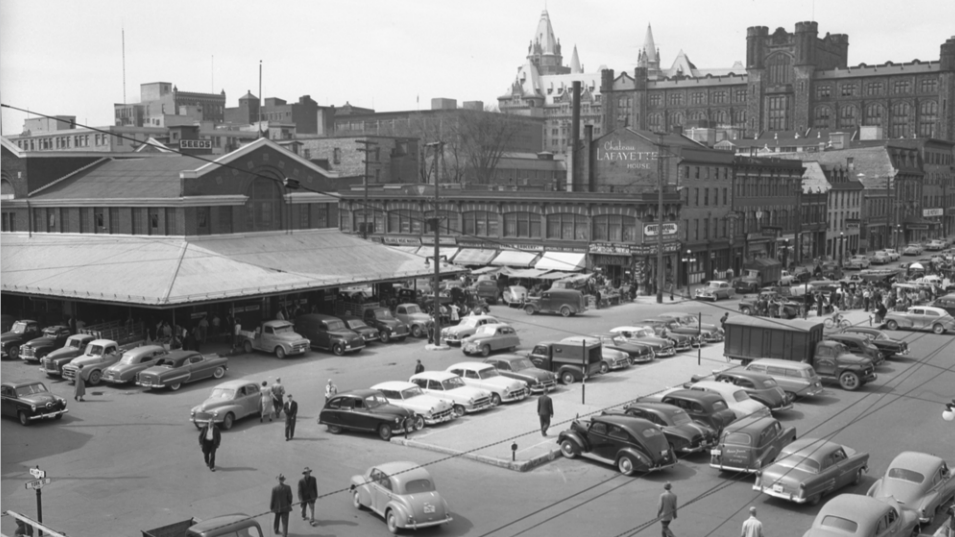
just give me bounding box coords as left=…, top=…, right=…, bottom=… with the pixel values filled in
left=1, top=0, right=953, bottom=135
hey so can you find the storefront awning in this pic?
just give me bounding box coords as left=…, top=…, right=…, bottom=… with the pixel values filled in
left=537, top=271, right=572, bottom=280
left=558, top=272, right=593, bottom=283
left=506, top=268, right=550, bottom=279
left=390, top=246, right=421, bottom=255
left=534, top=252, right=587, bottom=272
left=490, top=250, right=541, bottom=268
left=452, top=248, right=499, bottom=266
left=469, top=266, right=503, bottom=275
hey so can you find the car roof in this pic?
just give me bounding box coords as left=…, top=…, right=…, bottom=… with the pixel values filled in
left=888, top=451, right=946, bottom=474
left=410, top=371, right=456, bottom=381
left=123, top=345, right=165, bottom=357
left=717, top=369, right=774, bottom=382
left=211, top=379, right=258, bottom=390
left=492, top=355, right=526, bottom=363
left=1, top=379, right=46, bottom=389
left=724, top=415, right=777, bottom=433
left=263, top=320, right=293, bottom=327
left=662, top=389, right=725, bottom=404
left=447, top=361, right=494, bottom=371
left=708, top=280, right=729, bottom=285
left=371, top=381, right=417, bottom=391
left=780, top=437, right=845, bottom=462
left=817, top=494, right=889, bottom=521
left=372, top=461, right=432, bottom=483
left=747, top=358, right=815, bottom=370
left=690, top=380, right=741, bottom=395
left=187, top=514, right=258, bottom=536
left=296, top=313, right=342, bottom=322
left=334, top=389, right=383, bottom=398
left=827, top=333, right=867, bottom=343
left=593, top=414, right=656, bottom=434
left=911, top=306, right=951, bottom=316
left=627, top=402, right=681, bottom=416
left=165, top=350, right=202, bottom=360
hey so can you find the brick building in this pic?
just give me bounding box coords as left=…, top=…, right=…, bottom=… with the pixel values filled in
left=115, top=82, right=226, bottom=127
left=292, top=135, right=419, bottom=184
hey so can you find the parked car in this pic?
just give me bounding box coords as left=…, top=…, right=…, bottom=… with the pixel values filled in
left=870, top=251, right=891, bottom=265
left=740, top=359, right=824, bottom=400
left=189, top=379, right=263, bottom=430
left=38, top=333, right=96, bottom=378
left=319, top=389, right=417, bottom=440
left=801, top=494, right=920, bottom=537
left=883, top=306, right=955, bottom=334
left=903, top=243, right=924, bottom=256
left=522, top=289, right=588, bottom=317
left=656, top=313, right=724, bottom=343
left=557, top=414, right=678, bottom=475
left=502, top=285, right=528, bottom=305
left=696, top=280, right=736, bottom=301
left=640, top=319, right=700, bottom=349
left=136, top=351, right=228, bottom=391
left=709, top=415, right=796, bottom=473
left=446, top=361, right=528, bottom=405
left=840, top=327, right=909, bottom=359
left=930, top=293, right=955, bottom=317
left=337, top=315, right=381, bottom=344
left=608, top=402, right=718, bottom=455
left=408, top=371, right=494, bottom=416
left=102, top=345, right=169, bottom=385
left=239, top=320, right=310, bottom=359
left=732, top=278, right=762, bottom=294
left=370, top=381, right=454, bottom=427
left=825, top=333, right=886, bottom=365
left=754, top=437, right=869, bottom=505
left=394, top=303, right=433, bottom=339
left=440, top=315, right=501, bottom=346
left=867, top=451, right=955, bottom=524
left=926, top=239, right=946, bottom=251
left=684, top=380, right=772, bottom=420
left=294, top=314, right=364, bottom=355
left=1, top=380, right=68, bottom=425
left=608, top=326, right=676, bottom=357
left=17, top=325, right=72, bottom=363
left=738, top=291, right=802, bottom=319
left=586, top=332, right=655, bottom=364
left=710, top=369, right=793, bottom=413
left=560, top=335, right=631, bottom=373
left=779, top=270, right=795, bottom=286
left=461, top=323, right=520, bottom=357
left=361, top=307, right=410, bottom=343
left=470, top=279, right=502, bottom=304
left=643, top=389, right=738, bottom=434
left=482, top=355, right=557, bottom=394
left=1, top=319, right=42, bottom=360
left=844, top=255, right=872, bottom=270
left=349, top=462, right=453, bottom=533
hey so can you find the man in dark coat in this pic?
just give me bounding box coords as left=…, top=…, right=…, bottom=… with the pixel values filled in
left=414, top=359, right=425, bottom=375
left=284, top=394, right=298, bottom=441
left=198, top=419, right=220, bottom=471
left=537, top=392, right=554, bottom=436
left=298, top=467, right=318, bottom=524
left=270, top=474, right=293, bottom=537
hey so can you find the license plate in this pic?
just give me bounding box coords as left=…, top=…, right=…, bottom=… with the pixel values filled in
left=423, top=503, right=435, bottom=514
left=660, top=450, right=668, bottom=456
left=141, top=380, right=152, bottom=386
left=773, top=484, right=783, bottom=493
left=710, top=449, right=721, bottom=456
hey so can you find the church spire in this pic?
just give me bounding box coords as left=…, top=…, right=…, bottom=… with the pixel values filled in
left=643, top=24, right=658, bottom=64
left=534, top=10, right=559, bottom=55
left=569, top=45, right=582, bottom=73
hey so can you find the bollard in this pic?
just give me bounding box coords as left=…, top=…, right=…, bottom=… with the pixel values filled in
left=511, top=442, right=518, bottom=462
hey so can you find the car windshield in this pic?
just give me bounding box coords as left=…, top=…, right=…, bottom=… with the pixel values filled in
left=478, top=368, right=500, bottom=379
left=404, top=305, right=422, bottom=314
left=724, top=432, right=751, bottom=445
left=670, top=409, right=692, bottom=426
left=10, top=322, right=29, bottom=334
left=209, top=388, right=236, bottom=399
left=820, top=516, right=857, bottom=533
left=87, top=345, right=105, bottom=356
left=374, top=308, right=395, bottom=320
left=474, top=325, right=497, bottom=336
left=776, top=455, right=820, bottom=474
left=273, top=325, right=294, bottom=335
left=345, top=320, right=368, bottom=329
left=634, top=329, right=654, bottom=338
left=610, top=335, right=629, bottom=345
left=15, top=383, right=49, bottom=397
left=404, top=479, right=435, bottom=494
left=42, top=327, right=61, bottom=336
left=401, top=386, right=424, bottom=398
left=459, top=317, right=480, bottom=327
left=365, top=395, right=388, bottom=408
left=509, top=358, right=535, bottom=370
left=68, top=337, right=85, bottom=349
left=441, top=377, right=466, bottom=390
left=119, top=353, right=147, bottom=365
left=325, top=320, right=347, bottom=331
left=733, top=390, right=751, bottom=402
left=887, top=468, right=924, bottom=483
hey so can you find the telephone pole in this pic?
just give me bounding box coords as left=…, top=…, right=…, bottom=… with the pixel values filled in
left=356, top=140, right=379, bottom=239
left=426, top=141, right=445, bottom=346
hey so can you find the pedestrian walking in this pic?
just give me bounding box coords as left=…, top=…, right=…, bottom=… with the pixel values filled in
left=298, top=467, right=318, bottom=524
left=260, top=381, right=274, bottom=422
left=741, top=506, right=764, bottom=537
left=414, top=359, right=425, bottom=375
left=271, top=378, right=285, bottom=419
left=74, top=365, right=86, bottom=402
left=270, top=474, right=293, bottom=537
left=198, top=419, right=220, bottom=472
left=537, top=391, right=554, bottom=436
left=284, top=394, right=298, bottom=441
left=325, top=379, right=338, bottom=403
left=657, top=482, right=677, bottom=537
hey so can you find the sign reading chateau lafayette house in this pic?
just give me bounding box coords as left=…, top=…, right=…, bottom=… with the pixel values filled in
left=596, top=140, right=659, bottom=170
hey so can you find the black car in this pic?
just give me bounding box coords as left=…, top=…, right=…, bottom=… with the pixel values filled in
left=738, top=291, right=802, bottom=319
left=839, top=327, right=909, bottom=360
left=18, top=325, right=72, bottom=362
left=825, top=333, right=885, bottom=365
left=710, top=370, right=793, bottom=413
left=1, top=319, right=42, bottom=360
left=557, top=414, right=677, bottom=475
left=651, top=389, right=738, bottom=434
left=338, top=315, right=381, bottom=344
left=589, top=332, right=656, bottom=364
left=607, top=402, right=718, bottom=455
left=318, top=389, right=417, bottom=440
left=1, top=380, right=68, bottom=425
left=361, top=307, right=410, bottom=343
left=483, top=355, right=557, bottom=394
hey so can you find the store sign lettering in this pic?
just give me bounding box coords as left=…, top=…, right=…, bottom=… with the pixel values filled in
left=923, top=208, right=943, bottom=217
left=631, top=242, right=681, bottom=256
left=588, top=242, right=632, bottom=255
left=383, top=237, right=421, bottom=246
left=597, top=140, right=658, bottom=170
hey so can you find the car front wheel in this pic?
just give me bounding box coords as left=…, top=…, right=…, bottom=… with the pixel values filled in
left=379, top=330, right=391, bottom=343
left=213, top=367, right=225, bottom=379
left=378, top=424, right=393, bottom=441
left=524, top=305, right=536, bottom=315
left=18, top=411, right=29, bottom=426
left=560, top=372, right=576, bottom=385
left=932, top=323, right=946, bottom=335
left=839, top=371, right=861, bottom=391
left=327, top=424, right=342, bottom=434
left=886, top=320, right=899, bottom=330
left=275, top=347, right=286, bottom=359
left=353, top=490, right=365, bottom=510
left=332, top=343, right=345, bottom=356
left=490, top=393, right=502, bottom=406
left=560, top=439, right=580, bottom=459
left=599, top=362, right=610, bottom=374
left=560, top=306, right=572, bottom=317
left=386, top=510, right=399, bottom=534
left=452, top=405, right=465, bottom=418
left=243, top=341, right=253, bottom=354
left=480, top=345, right=491, bottom=357
left=412, top=415, right=425, bottom=431
left=222, top=413, right=235, bottom=430
left=87, top=369, right=103, bottom=385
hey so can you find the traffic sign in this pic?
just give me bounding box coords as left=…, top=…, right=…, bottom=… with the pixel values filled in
left=644, top=222, right=679, bottom=236
left=24, top=477, right=51, bottom=490
left=30, top=468, right=45, bottom=479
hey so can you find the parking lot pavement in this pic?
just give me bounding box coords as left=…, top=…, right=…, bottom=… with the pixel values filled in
left=391, top=346, right=729, bottom=472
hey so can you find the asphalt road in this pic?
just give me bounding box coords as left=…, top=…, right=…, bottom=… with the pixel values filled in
left=2, top=292, right=954, bottom=537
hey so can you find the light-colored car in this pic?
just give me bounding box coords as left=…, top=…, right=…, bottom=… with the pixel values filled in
left=779, top=270, right=795, bottom=286
left=883, top=306, right=955, bottom=334
left=446, top=361, right=528, bottom=405
left=684, top=380, right=771, bottom=420
left=656, top=312, right=724, bottom=343
left=408, top=371, right=494, bottom=416
left=926, top=239, right=946, bottom=251
left=709, top=415, right=796, bottom=473
left=102, top=345, right=169, bottom=385
left=482, top=355, right=557, bottom=394
left=843, top=255, right=871, bottom=270
left=350, top=462, right=453, bottom=533
left=870, top=251, right=891, bottom=265
left=741, top=359, right=824, bottom=400
left=370, top=381, right=455, bottom=427
left=867, top=451, right=955, bottom=524
left=608, top=326, right=676, bottom=357
left=801, top=494, right=919, bottom=537
left=755, top=438, right=869, bottom=505
left=502, top=285, right=528, bottom=305
left=903, top=243, right=924, bottom=256
left=189, top=379, right=262, bottom=430
left=884, top=248, right=901, bottom=261
left=461, top=324, right=520, bottom=357
left=440, top=315, right=501, bottom=346
left=696, top=280, right=735, bottom=301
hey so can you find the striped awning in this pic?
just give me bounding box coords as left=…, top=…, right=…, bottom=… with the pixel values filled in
left=537, top=271, right=572, bottom=280
left=489, top=250, right=541, bottom=268
left=505, top=268, right=550, bottom=279
left=452, top=248, right=499, bottom=266
left=534, top=252, right=587, bottom=272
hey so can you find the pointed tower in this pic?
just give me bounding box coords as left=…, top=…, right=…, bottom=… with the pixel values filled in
left=569, top=45, right=582, bottom=73
left=641, top=24, right=661, bottom=77
left=527, top=10, right=570, bottom=75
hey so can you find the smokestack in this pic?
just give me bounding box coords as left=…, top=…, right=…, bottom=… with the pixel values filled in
left=585, top=125, right=594, bottom=192
left=571, top=81, right=581, bottom=151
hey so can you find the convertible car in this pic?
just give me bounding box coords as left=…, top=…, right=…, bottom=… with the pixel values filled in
left=350, top=462, right=452, bottom=533
left=755, top=437, right=868, bottom=505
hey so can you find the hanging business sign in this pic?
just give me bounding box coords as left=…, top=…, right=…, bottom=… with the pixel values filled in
left=631, top=242, right=682, bottom=256
left=644, top=223, right=679, bottom=236
left=923, top=208, right=943, bottom=217
left=383, top=236, right=421, bottom=246
left=420, top=236, right=457, bottom=246
left=588, top=242, right=633, bottom=255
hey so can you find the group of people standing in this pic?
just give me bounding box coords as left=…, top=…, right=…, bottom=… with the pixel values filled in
left=269, top=468, right=319, bottom=536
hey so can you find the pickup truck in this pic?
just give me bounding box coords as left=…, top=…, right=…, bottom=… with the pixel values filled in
left=1, top=319, right=42, bottom=360
left=62, top=337, right=145, bottom=385
left=39, top=333, right=97, bottom=377
left=142, top=514, right=264, bottom=537
left=394, top=303, right=433, bottom=338
left=361, top=306, right=410, bottom=343
left=239, top=320, right=310, bottom=359
left=526, top=340, right=603, bottom=385
left=723, top=315, right=877, bottom=391
left=18, top=325, right=72, bottom=362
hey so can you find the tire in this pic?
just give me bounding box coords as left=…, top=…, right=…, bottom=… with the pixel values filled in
left=617, top=455, right=636, bottom=476
left=560, top=306, right=572, bottom=318
left=7, top=346, right=19, bottom=360
left=853, top=468, right=864, bottom=485
left=275, top=347, right=286, bottom=359
left=480, top=345, right=491, bottom=357
left=327, top=424, right=343, bottom=434
left=222, top=413, right=235, bottom=430
left=876, top=351, right=885, bottom=362
left=452, top=405, right=465, bottom=418
left=840, top=320, right=851, bottom=328
left=560, top=439, right=580, bottom=459
left=243, top=341, right=253, bottom=354
left=524, top=306, right=536, bottom=315
left=18, top=411, right=29, bottom=426
left=378, top=424, right=393, bottom=441
left=411, top=325, right=423, bottom=338
left=785, top=391, right=797, bottom=401
left=213, top=367, right=225, bottom=379
left=808, top=494, right=822, bottom=506
left=54, top=413, right=63, bottom=420
left=561, top=371, right=576, bottom=385
left=386, top=510, right=399, bottom=534
left=332, top=343, right=345, bottom=356
left=599, top=362, right=610, bottom=374
left=87, top=369, right=103, bottom=386
left=169, top=382, right=182, bottom=391
left=932, top=323, right=946, bottom=335
left=352, top=490, right=365, bottom=510
left=379, top=330, right=391, bottom=343
left=839, top=371, right=861, bottom=391
left=741, top=307, right=752, bottom=315
left=886, top=320, right=899, bottom=330
left=412, top=415, right=425, bottom=431
left=490, top=393, right=502, bottom=406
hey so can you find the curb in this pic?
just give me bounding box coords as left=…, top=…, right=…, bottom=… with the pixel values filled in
left=390, top=436, right=562, bottom=472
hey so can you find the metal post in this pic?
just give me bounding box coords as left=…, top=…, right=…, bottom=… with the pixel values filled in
left=581, top=338, right=586, bottom=405
left=36, top=487, right=43, bottom=537
left=428, top=141, right=444, bottom=347
left=356, top=140, right=378, bottom=240
left=697, top=311, right=702, bottom=366
left=656, top=138, right=666, bottom=304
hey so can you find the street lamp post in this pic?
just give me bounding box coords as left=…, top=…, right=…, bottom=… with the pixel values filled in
left=682, top=249, right=692, bottom=300
left=839, top=231, right=845, bottom=267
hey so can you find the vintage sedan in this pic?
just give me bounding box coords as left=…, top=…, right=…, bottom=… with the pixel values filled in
left=883, top=248, right=902, bottom=261
left=558, top=414, right=677, bottom=475
left=741, top=359, right=824, bottom=400
left=883, top=306, right=955, bottom=334
left=685, top=380, right=772, bottom=420
left=446, top=361, right=528, bottom=405
left=826, top=333, right=886, bottom=365
left=1, top=380, right=68, bottom=425
left=755, top=438, right=869, bottom=505
left=135, top=351, right=227, bottom=391
left=641, top=318, right=703, bottom=348
left=18, top=325, right=72, bottom=363
left=609, top=326, right=677, bottom=357
left=844, top=255, right=872, bottom=270
left=409, top=371, right=494, bottom=416
left=732, top=278, right=762, bottom=294
left=867, top=451, right=955, bottom=524
left=841, top=327, right=909, bottom=359
left=587, top=333, right=655, bottom=364
left=190, top=379, right=263, bottom=430
left=350, top=461, right=452, bottom=533
left=39, top=333, right=96, bottom=378
left=926, top=239, right=947, bottom=251
left=696, top=280, right=736, bottom=301
left=371, top=381, right=455, bottom=427
left=440, top=314, right=501, bottom=346
left=482, top=355, right=557, bottom=394
left=609, top=402, right=718, bottom=455
left=709, top=415, right=796, bottom=473
left=711, top=370, right=793, bottom=413
left=561, top=335, right=631, bottom=373
left=102, top=345, right=169, bottom=385
left=870, top=251, right=892, bottom=265
left=646, top=389, right=738, bottom=434
left=903, top=243, right=924, bottom=256
left=460, top=324, right=520, bottom=357
left=319, top=389, right=417, bottom=440
left=657, top=312, right=725, bottom=343
left=338, top=315, right=380, bottom=343
left=802, top=495, right=920, bottom=537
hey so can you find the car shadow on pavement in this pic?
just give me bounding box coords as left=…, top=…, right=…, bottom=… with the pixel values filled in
left=0, top=422, right=93, bottom=467
left=775, top=410, right=805, bottom=421
left=792, top=394, right=841, bottom=406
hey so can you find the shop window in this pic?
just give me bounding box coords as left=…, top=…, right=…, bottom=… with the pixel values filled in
left=354, top=209, right=385, bottom=233
left=462, top=211, right=497, bottom=237
left=546, top=213, right=589, bottom=241
left=503, top=212, right=541, bottom=238
left=426, top=210, right=460, bottom=234
left=388, top=210, right=424, bottom=235
left=592, top=215, right=635, bottom=242
left=94, top=208, right=106, bottom=233
left=197, top=207, right=210, bottom=235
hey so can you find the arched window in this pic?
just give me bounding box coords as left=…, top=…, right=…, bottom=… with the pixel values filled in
left=667, top=111, right=684, bottom=127
left=648, top=113, right=663, bottom=131
left=546, top=213, right=589, bottom=240
left=839, top=105, right=858, bottom=128
left=245, top=176, right=283, bottom=232
left=890, top=102, right=911, bottom=138
left=813, top=106, right=831, bottom=128
left=462, top=211, right=497, bottom=237
left=863, top=104, right=883, bottom=126
left=592, top=215, right=636, bottom=242
left=766, top=53, right=793, bottom=85
left=503, top=212, right=541, bottom=238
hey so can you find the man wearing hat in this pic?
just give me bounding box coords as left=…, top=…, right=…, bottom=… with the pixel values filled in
left=284, top=394, right=299, bottom=441
left=270, top=474, right=293, bottom=537
left=197, top=419, right=220, bottom=472
left=657, top=482, right=677, bottom=537
left=298, top=467, right=318, bottom=524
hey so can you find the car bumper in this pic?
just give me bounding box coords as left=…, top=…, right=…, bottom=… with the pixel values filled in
left=442, top=336, right=463, bottom=346
left=101, top=374, right=131, bottom=384
left=754, top=485, right=808, bottom=503
left=500, top=388, right=529, bottom=403
left=709, top=460, right=760, bottom=473
left=798, top=384, right=824, bottom=397
left=862, top=372, right=878, bottom=383
left=423, top=412, right=456, bottom=426
left=136, top=378, right=168, bottom=389
left=629, top=353, right=654, bottom=364
left=528, top=380, right=557, bottom=394
left=672, top=342, right=692, bottom=351
left=702, top=333, right=724, bottom=343
left=607, top=360, right=630, bottom=370
left=770, top=402, right=794, bottom=413
left=678, top=438, right=718, bottom=454
left=38, top=365, right=61, bottom=376
left=464, top=400, right=494, bottom=413
left=26, top=409, right=68, bottom=421
left=405, top=515, right=453, bottom=530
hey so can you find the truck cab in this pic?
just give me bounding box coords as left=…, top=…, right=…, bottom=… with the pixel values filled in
left=1, top=319, right=42, bottom=360
left=394, top=303, right=432, bottom=338
left=526, top=341, right=602, bottom=385
left=812, top=341, right=877, bottom=391
left=240, top=320, right=310, bottom=359
left=39, top=333, right=96, bottom=377
left=62, top=339, right=138, bottom=385
left=361, top=307, right=409, bottom=343
left=143, top=514, right=264, bottom=537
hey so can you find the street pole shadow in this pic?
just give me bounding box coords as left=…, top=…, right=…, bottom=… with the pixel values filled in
left=209, top=466, right=257, bottom=472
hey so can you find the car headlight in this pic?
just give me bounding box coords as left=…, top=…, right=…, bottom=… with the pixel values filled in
left=468, top=398, right=475, bottom=405
left=394, top=417, right=402, bottom=424
left=212, top=411, right=219, bottom=417
left=30, top=404, right=37, bottom=411
left=190, top=410, right=196, bottom=416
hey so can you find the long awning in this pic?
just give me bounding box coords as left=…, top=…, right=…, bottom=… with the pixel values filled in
left=452, top=248, right=499, bottom=266
left=506, top=268, right=550, bottom=279
left=390, top=246, right=421, bottom=255
left=421, top=247, right=459, bottom=261
left=537, top=271, right=572, bottom=280
left=534, top=252, right=587, bottom=272
left=470, top=266, right=504, bottom=275
left=559, top=272, right=593, bottom=283
left=490, top=250, right=541, bottom=268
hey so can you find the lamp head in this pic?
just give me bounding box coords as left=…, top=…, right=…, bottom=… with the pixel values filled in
left=944, top=400, right=955, bottom=422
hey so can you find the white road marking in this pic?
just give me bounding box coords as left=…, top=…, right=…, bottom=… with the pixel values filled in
left=518, top=439, right=555, bottom=453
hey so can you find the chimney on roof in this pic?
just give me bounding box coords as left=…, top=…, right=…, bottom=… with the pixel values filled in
left=831, top=131, right=848, bottom=150
left=847, top=157, right=854, bottom=173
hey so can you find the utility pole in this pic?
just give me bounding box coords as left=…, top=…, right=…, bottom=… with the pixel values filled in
left=356, top=140, right=379, bottom=240
left=656, top=136, right=667, bottom=304
left=426, top=141, right=445, bottom=347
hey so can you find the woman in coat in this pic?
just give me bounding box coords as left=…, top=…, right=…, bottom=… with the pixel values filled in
left=260, top=381, right=273, bottom=422
left=74, top=364, right=86, bottom=402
